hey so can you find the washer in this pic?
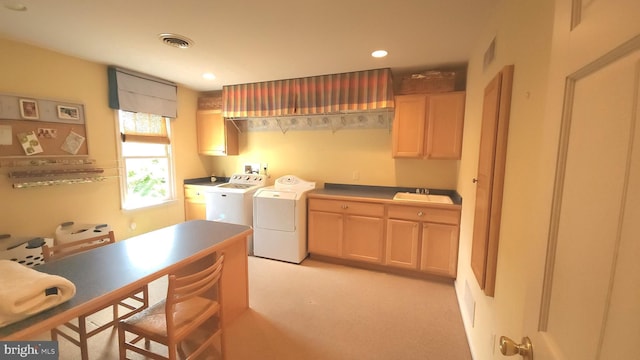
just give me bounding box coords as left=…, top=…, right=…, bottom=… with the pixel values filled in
left=205, top=173, right=266, bottom=254
left=253, top=175, right=316, bottom=263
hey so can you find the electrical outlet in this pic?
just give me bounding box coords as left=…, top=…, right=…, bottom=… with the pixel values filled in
left=352, top=170, right=360, bottom=180
left=243, top=163, right=260, bottom=174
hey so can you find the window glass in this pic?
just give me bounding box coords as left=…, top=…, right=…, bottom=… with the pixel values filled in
left=118, top=110, right=174, bottom=210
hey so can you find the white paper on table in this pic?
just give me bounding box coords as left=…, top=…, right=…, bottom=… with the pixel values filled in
left=16, top=131, right=43, bottom=155
left=0, top=125, right=11, bottom=145
left=60, top=130, right=85, bottom=155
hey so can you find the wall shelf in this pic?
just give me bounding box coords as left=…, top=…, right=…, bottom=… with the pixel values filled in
left=232, top=110, right=394, bottom=134
left=1, top=158, right=114, bottom=189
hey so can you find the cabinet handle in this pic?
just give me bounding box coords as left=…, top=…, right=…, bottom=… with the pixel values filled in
left=341, top=204, right=349, bottom=209
left=417, top=211, right=424, bottom=216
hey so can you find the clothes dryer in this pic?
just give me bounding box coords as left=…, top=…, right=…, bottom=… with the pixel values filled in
left=253, top=175, right=315, bottom=263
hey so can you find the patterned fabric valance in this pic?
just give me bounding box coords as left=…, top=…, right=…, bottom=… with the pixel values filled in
left=222, top=79, right=297, bottom=118
left=222, top=68, right=394, bottom=118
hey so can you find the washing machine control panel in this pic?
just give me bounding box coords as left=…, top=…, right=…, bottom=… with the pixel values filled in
left=229, top=173, right=267, bottom=186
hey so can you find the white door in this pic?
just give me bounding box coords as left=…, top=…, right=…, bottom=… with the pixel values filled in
left=516, top=1, right=640, bottom=359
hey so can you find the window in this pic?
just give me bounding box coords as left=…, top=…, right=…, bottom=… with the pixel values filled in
left=117, top=110, right=175, bottom=210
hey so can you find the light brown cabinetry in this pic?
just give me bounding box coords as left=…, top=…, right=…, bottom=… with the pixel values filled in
left=420, top=222, right=459, bottom=276
left=184, top=185, right=207, bottom=221
left=386, top=205, right=460, bottom=278
left=392, top=91, right=465, bottom=159
left=308, top=199, right=385, bottom=263
left=196, top=110, right=239, bottom=156
left=308, top=194, right=461, bottom=279
left=307, top=210, right=343, bottom=257
left=385, top=219, right=420, bottom=269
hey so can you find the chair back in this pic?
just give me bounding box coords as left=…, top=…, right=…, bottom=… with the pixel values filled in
left=165, top=254, right=224, bottom=341
left=42, top=231, right=116, bottom=262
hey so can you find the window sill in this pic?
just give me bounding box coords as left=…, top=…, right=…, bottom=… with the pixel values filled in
left=121, top=198, right=178, bottom=213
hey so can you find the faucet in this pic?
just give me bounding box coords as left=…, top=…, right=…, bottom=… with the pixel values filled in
left=415, top=188, right=430, bottom=195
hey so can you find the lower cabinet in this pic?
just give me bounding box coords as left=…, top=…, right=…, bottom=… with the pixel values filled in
left=308, top=199, right=385, bottom=264
left=184, top=185, right=207, bottom=221
left=420, top=223, right=459, bottom=277
left=308, top=211, right=343, bottom=257
left=343, top=215, right=385, bottom=263
left=386, top=205, right=460, bottom=278
left=308, top=196, right=461, bottom=279
left=385, top=219, right=420, bottom=269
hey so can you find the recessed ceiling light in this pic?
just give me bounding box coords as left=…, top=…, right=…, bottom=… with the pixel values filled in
left=371, top=50, right=388, bottom=58
left=158, top=33, right=193, bottom=49
left=4, top=2, right=27, bottom=11
left=202, top=73, right=216, bottom=80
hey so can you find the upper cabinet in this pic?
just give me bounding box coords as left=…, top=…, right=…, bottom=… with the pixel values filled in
left=392, top=91, right=466, bottom=159
left=196, top=110, right=239, bottom=156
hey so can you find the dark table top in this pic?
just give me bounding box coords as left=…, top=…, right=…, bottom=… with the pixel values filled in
left=0, top=220, right=251, bottom=340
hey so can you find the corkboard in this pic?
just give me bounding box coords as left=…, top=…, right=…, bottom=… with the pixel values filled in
left=0, top=93, right=88, bottom=157
left=0, top=120, right=88, bottom=157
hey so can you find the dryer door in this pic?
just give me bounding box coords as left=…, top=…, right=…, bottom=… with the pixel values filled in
left=254, top=190, right=297, bottom=231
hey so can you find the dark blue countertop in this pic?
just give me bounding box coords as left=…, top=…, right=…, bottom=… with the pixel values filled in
left=183, top=177, right=229, bottom=186
left=309, top=183, right=462, bottom=205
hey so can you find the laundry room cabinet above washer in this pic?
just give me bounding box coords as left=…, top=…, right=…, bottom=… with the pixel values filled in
left=196, top=109, right=239, bottom=156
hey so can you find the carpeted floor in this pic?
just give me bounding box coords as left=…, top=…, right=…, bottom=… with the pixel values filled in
left=39, top=256, right=472, bottom=359
left=226, top=257, right=471, bottom=360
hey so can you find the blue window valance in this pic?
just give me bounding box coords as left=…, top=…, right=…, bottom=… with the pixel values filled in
left=108, top=67, right=177, bottom=118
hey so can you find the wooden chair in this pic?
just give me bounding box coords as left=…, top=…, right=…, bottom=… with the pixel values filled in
left=42, top=231, right=149, bottom=360
left=118, top=254, right=225, bottom=360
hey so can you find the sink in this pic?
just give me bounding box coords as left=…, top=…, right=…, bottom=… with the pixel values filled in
left=392, top=192, right=453, bottom=204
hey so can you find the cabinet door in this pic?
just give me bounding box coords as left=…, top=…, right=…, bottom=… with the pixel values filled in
left=343, top=215, right=384, bottom=263
left=420, top=223, right=459, bottom=278
left=425, top=92, right=466, bottom=159
left=185, top=202, right=206, bottom=220
left=392, top=94, right=427, bottom=158
left=385, top=219, right=420, bottom=269
left=184, top=186, right=207, bottom=220
left=308, top=211, right=343, bottom=257
left=196, top=110, right=239, bottom=156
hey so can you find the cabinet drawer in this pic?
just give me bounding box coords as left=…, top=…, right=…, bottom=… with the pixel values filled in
left=309, top=199, right=384, bottom=217
left=184, top=185, right=207, bottom=203
left=387, top=205, right=460, bottom=225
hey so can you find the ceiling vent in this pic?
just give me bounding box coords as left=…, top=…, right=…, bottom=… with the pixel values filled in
left=158, top=33, right=193, bottom=49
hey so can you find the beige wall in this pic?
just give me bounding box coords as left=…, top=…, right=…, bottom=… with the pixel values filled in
left=1, top=3, right=559, bottom=355
left=0, top=37, right=211, bottom=240
left=211, top=128, right=459, bottom=189
left=454, top=0, right=555, bottom=358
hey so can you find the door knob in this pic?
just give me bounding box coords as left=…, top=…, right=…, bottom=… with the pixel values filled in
left=472, top=178, right=479, bottom=183
left=499, top=336, right=533, bottom=360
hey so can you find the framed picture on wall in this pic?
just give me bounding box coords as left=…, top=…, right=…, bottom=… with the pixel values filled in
left=19, top=99, right=39, bottom=120
left=57, top=105, right=80, bottom=120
